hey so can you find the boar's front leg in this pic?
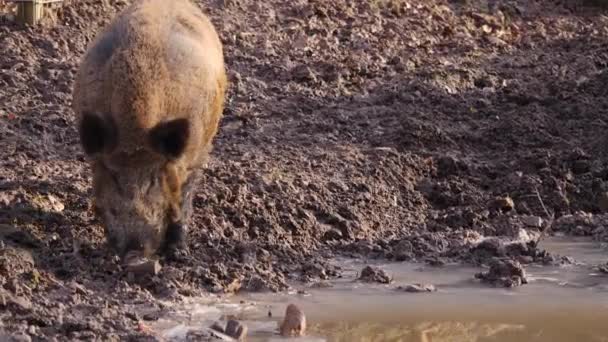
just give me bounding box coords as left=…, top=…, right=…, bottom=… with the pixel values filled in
left=163, top=221, right=188, bottom=261
left=162, top=172, right=198, bottom=261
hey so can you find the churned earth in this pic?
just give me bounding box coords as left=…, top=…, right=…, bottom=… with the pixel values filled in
left=2, top=0, right=608, bottom=340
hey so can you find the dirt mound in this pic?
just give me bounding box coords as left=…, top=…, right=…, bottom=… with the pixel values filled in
left=1, top=0, right=608, bottom=339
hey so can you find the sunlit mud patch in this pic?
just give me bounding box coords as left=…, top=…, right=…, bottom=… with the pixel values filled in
left=147, top=237, right=608, bottom=341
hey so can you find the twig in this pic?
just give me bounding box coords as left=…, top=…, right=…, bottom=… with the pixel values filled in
left=535, top=188, right=551, bottom=219
left=534, top=188, right=555, bottom=245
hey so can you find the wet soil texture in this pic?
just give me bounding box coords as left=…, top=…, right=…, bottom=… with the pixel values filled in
left=2, top=0, right=608, bottom=340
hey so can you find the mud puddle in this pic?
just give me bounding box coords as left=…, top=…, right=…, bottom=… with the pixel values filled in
left=146, top=237, right=608, bottom=341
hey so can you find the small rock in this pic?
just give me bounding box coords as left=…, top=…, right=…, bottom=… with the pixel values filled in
left=560, top=256, right=575, bottom=265
left=142, top=312, right=161, bottom=321
left=243, top=275, right=270, bottom=292
left=126, top=258, right=161, bottom=277
left=393, top=240, right=414, bottom=261
left=224, top=277, right=242, bottom=294
left=225, top=319, right=247, bottom=341
left=31, top=194, right=64, bottom=213
left=68, top=281, right=88, bottom=295
left=490, top=196, right=515, bottom=212
left=322, top=228, right=344, bottom=242
left=397, top=284, right=437, bottom=293
left=475, top=258, right=527, bottom=288
left=46, top=194, right=65, bottom=212
left=436, top=155, right=467, bottom=177
left=187, top=329, right=219, bottom=341
left=280, top=304, right=306, bottom=337
left=504, top=241, right=528, bottom=257
left=1, top=247, right=35, bottom=267
left=358, top=266, right=393, bottom=284
left=472, top=238, right=505, bottom=257
left=210, top=321, right=226, bottom=333
left=521, top=215, right=543, bottom=228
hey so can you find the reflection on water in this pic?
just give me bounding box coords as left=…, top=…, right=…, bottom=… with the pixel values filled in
left=312, top=321, right=526, bottom=342
left=149, top=237, right=608, bottom=342
left=310, top=320, right=608, bottom=342
left=304, top=308, right=608, bottom=342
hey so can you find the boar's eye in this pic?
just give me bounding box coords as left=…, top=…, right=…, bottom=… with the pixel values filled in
left=79, top=112, right=117, bottom=155
left=148, top=118, right=190, bottom=159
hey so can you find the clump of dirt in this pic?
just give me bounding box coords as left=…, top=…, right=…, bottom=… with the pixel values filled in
left=552, top=212, right=608, bottom=237
left=2, top=0, right=608, bottom=339
left=358, top=266, right=393, bottom=284
left=468, top=235, right=554, bottom=265
left=475, top=258, right=528, bottom=288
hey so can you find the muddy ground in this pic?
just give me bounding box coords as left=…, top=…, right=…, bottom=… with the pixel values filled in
left=1, top=0, right=608, bottom=340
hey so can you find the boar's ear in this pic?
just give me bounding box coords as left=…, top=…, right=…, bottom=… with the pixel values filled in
left=79, top=112, right=117, bottom=155
left=148, top=118, right=190, bottom=159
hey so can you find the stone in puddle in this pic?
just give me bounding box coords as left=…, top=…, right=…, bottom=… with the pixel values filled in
left=358, top=265, right=393, bottom=284
left=280, top=303, right=306, bottom=337
left=475, top=258, right=527, bottom=288
left=397, top=284, right=437, bottom=293
left=225, top=319, right=247, bottom=341
left=210, top=321, right=226, bottom=334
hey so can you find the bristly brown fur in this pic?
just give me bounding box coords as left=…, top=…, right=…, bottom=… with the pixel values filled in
left=72, top=0, right=227, bottom=258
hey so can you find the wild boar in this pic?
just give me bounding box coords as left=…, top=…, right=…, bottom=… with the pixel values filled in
left=72, top=0, right=227, bottom=260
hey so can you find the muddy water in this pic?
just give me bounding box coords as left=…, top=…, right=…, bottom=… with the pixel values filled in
left=149, top=237, right=608, bottom=341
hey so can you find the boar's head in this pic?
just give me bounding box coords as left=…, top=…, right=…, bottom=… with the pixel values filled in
left=80, top=114, right=196, bottom=259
